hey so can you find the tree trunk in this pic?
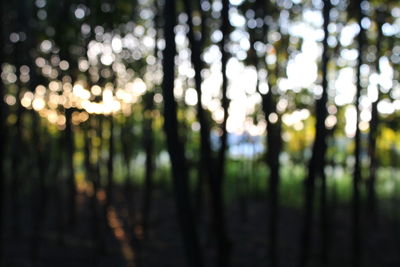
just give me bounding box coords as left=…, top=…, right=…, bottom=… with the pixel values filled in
left=263, top=82, right=282, bottom=267
left=215, top=3, right=231, bottom=266
left=254, top=50, right=282, bottom=267
left=65, top=109, right=77, bottom=227
left=142, top=0, right=159, bottom=237
left=217, top=0, right=230, bottom=184
left=106, top=115, right=114, bottom=208
left=26, top=1, right=50, bottom=260
left=183, top=0, right=230, bottom=266
left=353, top=0, right=365, bottom=266
left=251, top=1, right=284, bottom=264
left=161, top=1, right=203, bottom=266
left=367, top=10, right=384, bottom=225
left=53, top=0, right=77, bottom=229
left=299, top=1, right=331, bottom=266
left=122, top=118, right=136, bottom=225
left=0, top=0, right=5, bottom=260
left=142, top=92, right=155, bottom=239
left=31, top=115, right=49, bottom=267
left=10, top=0, right=27, bottom=235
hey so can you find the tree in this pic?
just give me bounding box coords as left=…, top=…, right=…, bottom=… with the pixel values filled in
left=10, top=0, right=28, bottom=236
left=141, top=0, right=159, bottom=238
left=142, top=91, right=155, bottom=239
left=182, top=0, right=230, bottom=265
left=352, top=0, right=366, bottom=266
left=215, top=3, right=232, bottom=265
left=217, top=0, right=230, bottom=184
left=367, top=8, right=384, bottom=224
left=0, top=0, right=5, bottom=261
left=242, top=0, right=283, bottom=264
left=299, top=0, right=331, bottom=266
left=161, top=1, right=203, bottom=266
left=51, top=0, right=79, bottom=227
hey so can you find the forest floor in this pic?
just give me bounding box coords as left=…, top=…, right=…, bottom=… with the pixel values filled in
left=2, top=185, right=400, bottom=267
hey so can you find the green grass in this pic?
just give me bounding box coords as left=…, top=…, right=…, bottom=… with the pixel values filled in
left=84, top=153, right=400, bottom=208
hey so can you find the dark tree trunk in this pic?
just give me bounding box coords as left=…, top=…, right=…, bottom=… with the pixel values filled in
left=182, top=0, right=230, bottom=266
left=10, top=96, right=22, bottom=236
left=26, top=1, right=50, bottom=261
left=253, top=52, right=283, bottom=266
left=106, top=115, right=114, bottom=208
left=367, top=10, right=384, bottom=225
left=263, top=82, right=282, bottom=267
left=353, top=0, right=366, bottom=266
left=52, top=0, right=78, bottom=229
left=10, top=0, right=27, bottom=235
left=215, top=3, right=232, bottom=266
left=299, top=1, right=331, bottom=266
left=319, top=0, right=332, bottom=171
left=0, top=0, right=5, bottom=260
left=185, top=0, right=206, bottom=225
left=65, top=109, right=77, bottom=227
left=217, top=0, right=230, bottom=183
left=31, top=115, right=49, bottom=267
left=122, top=118, right=136, bottom=226
left=248, top=1, right=283, bottom=265
left=258, top=1, right=284, bottom=265
left=254, top=52, right=282, bottom=267
left=96, top=115, right=104, bottom=200
left=55, top=135, right=66, bottom=244
left=142, top=92, right=155, bottom=239
left=141, top=0, right=159, bottom=237
left=161, top=1, right=203, bottom=266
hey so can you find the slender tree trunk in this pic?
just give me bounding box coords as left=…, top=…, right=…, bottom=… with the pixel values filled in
left=367, top=10, right=383, bottom=225
left=122, top=120, right=135, bottom=225
left=258, top=37, right=283, bottom=267
left=262, top=82, right=282, bottom=267
left=26, top=1, right=50, bottom=258
left=186, top=0, right=205, bottom=224
left=52, top=0, right=78, bottom=229
left=142, top=0, right=159, bottom=237
left=96, top=115, right=104, bottom=200
left=299, top=1, right=331, bottom=266
left=319, top=163, right=329, bottom=262
left=10, top=1, right=27, bottom=235
left=65, top=109, right=77, bottom=227
left=216, top=2, right=231, bottom=266
left=31, top=116, right=49, bottom=266
left=217, top=0, right=230, bottom=183
left=106, top=115, right=114, bottom=208
left=313, top=0, right=331, bottom=258
left=353, top=0, right=365, bottom=266
left=161, top=1, right=203, bottom=266
left=183, top=0, right=231, bottom=266
left=10, top=74, right=23, bottom=236
left=54, top=135, right=66, bottom=245
left=251, top=1, right=283, bottom=264
left=254, top=50, right=282, bottom=267
left=142, top=92, right=155, bottom=239
left=0, top=0, right=5, bottom=260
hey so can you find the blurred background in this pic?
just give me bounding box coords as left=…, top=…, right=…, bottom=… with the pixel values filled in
left=0, top=0, right=400, bottom=266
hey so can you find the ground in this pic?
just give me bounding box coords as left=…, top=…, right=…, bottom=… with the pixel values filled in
left=2, top=185, right=400, bottom=267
